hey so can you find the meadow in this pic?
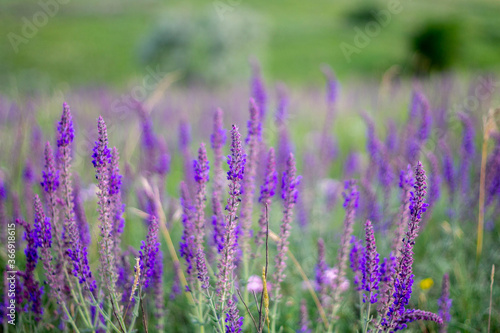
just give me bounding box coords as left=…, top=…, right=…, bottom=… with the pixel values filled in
left=0, top=63, right=499, bottom=333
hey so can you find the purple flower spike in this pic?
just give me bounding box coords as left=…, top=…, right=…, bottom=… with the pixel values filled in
left=109, top=147, right=125, bottom=260
left=273, top=153, right=300, bottom=299
left=225, top=297, right=243, bottom=333
left=240, top=100, right=262, bottom=251
left=331, top=180, right=359, bottom=306
left=256, top=148, right=277, bottom=247
left=93, top=116, right=117, bottom=292
left=226, top=125, right=246, bottom=185
left=57, top=102, right=75, bottom=148
left=140, top=216, right=160, bottom=288
left=211, top=108, right=227, bottom=195
left=196, top=249, right=210, bottom=289
left=212, top=191, right=226, bottom=254
left=298, top=299, right=311, bottom=333
left=41, top=142, right=59, bottom=193
left=250, top=58, right=267, bottom=122
left=217, top=125, right=245, bottom=307
left=362, top=220, right=380, bottom=304
left=384, top=161, right=429, bottom=329
left=193, top=143, right=210, bottom=252
left=349, top=236, right=364, bottom=291
left=16, top=219, right=43, bottom=320
left=438, top=273, right=451, bottom=333
left=179, top=181, right=196, bottom=276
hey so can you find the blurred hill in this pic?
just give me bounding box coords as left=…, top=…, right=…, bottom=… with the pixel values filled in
left=1, top=0, right=500, bottom=92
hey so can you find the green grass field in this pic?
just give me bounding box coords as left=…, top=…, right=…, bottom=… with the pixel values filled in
left=1, top=0, right=500, bottom=93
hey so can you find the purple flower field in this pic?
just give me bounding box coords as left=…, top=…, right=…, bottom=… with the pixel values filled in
left=0, top=67, right=499, bottom=332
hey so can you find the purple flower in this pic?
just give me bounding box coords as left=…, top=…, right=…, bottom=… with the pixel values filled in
left=384, top=161, right=429, bottom=328
left=275, top=83, right=288, bottom=127
left=93, top=116, right=117, bottom=291
left=178, top=120, right=191, bottom=152
left=349, top=236, right=364, bottom=291
left=139, top=216, right=160, bottom=288
left=92, top=116, right=112, bottom=169
left=377, top=253, right=396, bottom=315
left=179, top=181, right=196, bottom=276
left=250, top=59, right=267, bottom=122
left=273, top=153, right=300, bottom=299
left=211, top=191, right=226, bottom=254
left=73, top=178, right=91, bottom=247
left=109, top=147, right=125, bottom=260
left=322, top=65, right=338, bottom=107
left=211, top=108, right=227, bottom=196
left=438, top=273, right=451, bottom=332
left=417, top=94, right=431, bottom=142
left=41, top=142, right=59, bottom=193
left=193, top=143, right=210, bottom=254
left=426, top=152, right=442, bottom=209
left=57, top=102, right=74, bottom=148
left=217, top=125, right=246, bottom=307
left=225, top=297, right=243, bottom=333
left=259, top=147, right=278, bottom=201
left=361, top=220, right=380, bottom=304
left=393, top=309, right=443, bottom=330
left=331, top=180, right=359, bottom=306
left=240, top=100, right=262, bottom=250
left=156, top=138, right=170, bottom=176
left=298, top=299, right=311, bottom=333
left=16, top=219, right=43, bottom=320
left=316, top=238, right=328, bottom=290
left=152, top=250, right=165, bottom=330
left=344, top=152, right=360, bottom=178
left=196, top=249, right=210, bottom=289
left=440, top=140, right=455, bottom=201
left=393, top=165, right=414, bottom=253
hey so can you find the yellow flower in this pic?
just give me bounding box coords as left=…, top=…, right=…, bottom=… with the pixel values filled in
left=419, top=278, right=434, bottom=290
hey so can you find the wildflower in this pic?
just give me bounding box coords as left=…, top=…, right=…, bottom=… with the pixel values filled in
left=298, top=299, right=311, bottom=333
left=217, top=125, right=246, bottom=307
left=240, top=99, right=261, bottom=251
left=16, top=219, right=43, bottom=320
left=256, top=147, right=277, bottom=247
left=331, top=179, right=359, bottom=308
left=246, top=275, right=263, bottom=293
left=250, top=58, right=267, bottom=123
left=211, top=108, right=227, bottom=195
left=139, top=216, right=160, bottom=288
left=93, top=116, right=117, bottom=291
left=383, top=161, right=442, bottom=330
left=273, top=153, right=300, bottom=299
left=193, top=143, right=210, bottom=252
left=180, top=181, right=196, bottom=276
left=438, top=273, right=452, bottom=333
left=196, top=249, right=210, bottom=289
left=152, top=250, right=165, bottom=330
left=362, top=220, right=380, bottom=304
left=225, top=297, right=243, bottom=333
left=419, top=278, right=434, bottom=290
left=349, top=236, right=364, bottom=291
left=211, top=191, right=226, bottom=254
left=109, top=147, right=125, bottom=259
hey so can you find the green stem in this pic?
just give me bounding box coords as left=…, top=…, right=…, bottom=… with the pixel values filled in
left=61, top=302, right=81, bottom=333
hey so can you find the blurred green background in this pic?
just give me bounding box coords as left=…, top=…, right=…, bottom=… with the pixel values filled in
left=1, top=0, right=500, bottom=92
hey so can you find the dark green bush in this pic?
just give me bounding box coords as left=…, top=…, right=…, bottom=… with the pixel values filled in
left=411, top=21, right=461, bottom=73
